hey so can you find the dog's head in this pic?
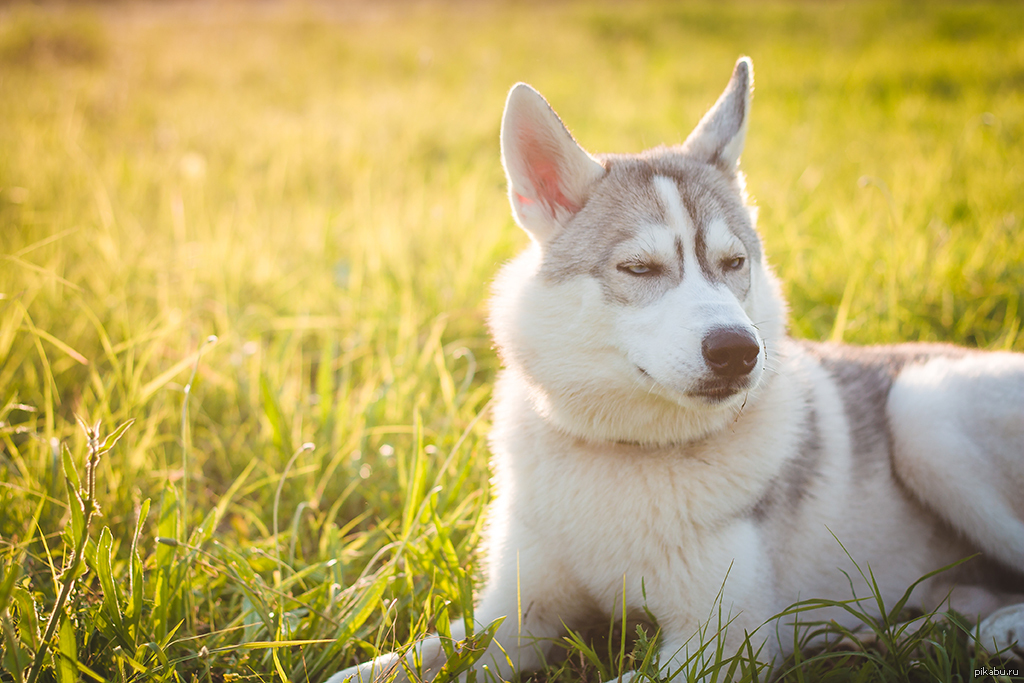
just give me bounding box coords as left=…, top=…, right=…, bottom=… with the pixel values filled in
left=490, top=58, right=787, bottom=446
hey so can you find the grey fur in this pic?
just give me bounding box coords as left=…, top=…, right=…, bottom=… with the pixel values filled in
left=752, top=403, right=823, bottom=522
left=800, top=342, right=969, bottom=477
left=538, top=153, right=760, bottom=307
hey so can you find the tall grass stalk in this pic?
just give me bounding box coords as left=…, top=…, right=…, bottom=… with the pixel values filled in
left=180, top=334, right=218, bottom=544
left=25, top=418, right=132, bottom=683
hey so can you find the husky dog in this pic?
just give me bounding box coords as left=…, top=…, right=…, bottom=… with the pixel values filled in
left=327, top=58, right=1024, bottom=683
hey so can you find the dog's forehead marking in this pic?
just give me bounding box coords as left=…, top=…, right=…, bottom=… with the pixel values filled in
left=651, top=173, right=729, bottom=282
left=652, top=175, right=695, bottom=256
left=537, top=154, right=761, bottom=290
left=642, top=156, right=764, bottom=268
left=651, top=173, right=709, bottom=283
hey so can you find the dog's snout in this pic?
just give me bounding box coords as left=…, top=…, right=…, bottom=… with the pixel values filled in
left=702, top=327, right=760, bottom=377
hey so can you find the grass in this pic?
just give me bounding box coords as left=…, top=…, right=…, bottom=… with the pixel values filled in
left=1, top=0, right=1023, bottom=681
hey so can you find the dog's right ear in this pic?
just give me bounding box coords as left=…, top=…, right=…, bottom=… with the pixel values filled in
left=501, top=84, right=606, bottom=243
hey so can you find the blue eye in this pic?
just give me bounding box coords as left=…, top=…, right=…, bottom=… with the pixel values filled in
left=619, top=263, right=652, bottom=275
left=724, top=256, right=745, bottom=271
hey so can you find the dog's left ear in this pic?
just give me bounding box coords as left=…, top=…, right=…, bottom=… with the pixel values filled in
left=682, top=57, right=753, bottom=172
left=501, top=83, right=607, bottom=243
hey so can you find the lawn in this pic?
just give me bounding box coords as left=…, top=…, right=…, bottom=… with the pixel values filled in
left=1, top=1, right=1023, bottom=681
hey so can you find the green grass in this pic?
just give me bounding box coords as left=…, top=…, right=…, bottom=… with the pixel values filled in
left=1, top=1, right=1023, bottom=681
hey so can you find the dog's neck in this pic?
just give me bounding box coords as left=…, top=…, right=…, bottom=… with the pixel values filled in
left=542, top=391, right=757, bottom=450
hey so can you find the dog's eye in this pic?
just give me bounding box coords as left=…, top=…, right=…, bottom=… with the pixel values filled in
left=619, top=263, right=653, bottom=276
left=724, top=256, right=746, bottom=271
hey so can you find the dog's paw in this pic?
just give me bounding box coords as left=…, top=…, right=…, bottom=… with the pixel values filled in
left=977, top=604, right=1024, bottom=662
left=323, top=653, right=403, bottom=683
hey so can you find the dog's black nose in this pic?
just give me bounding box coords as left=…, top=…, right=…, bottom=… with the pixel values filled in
left=702, top=327, right=760, bottom=377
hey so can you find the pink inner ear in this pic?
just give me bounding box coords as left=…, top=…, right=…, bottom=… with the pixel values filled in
left=514, top=192, right=535, bottom=207
left=519, top=133, right=580, bottom=214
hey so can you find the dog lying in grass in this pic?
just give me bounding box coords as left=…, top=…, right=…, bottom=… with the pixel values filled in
left=327, top=57, right=1024, bottom=683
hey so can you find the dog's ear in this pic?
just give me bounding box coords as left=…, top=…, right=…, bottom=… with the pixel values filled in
left=501, top=84, right=606, bottom=243
left=682, top=57, right=753, bottom=172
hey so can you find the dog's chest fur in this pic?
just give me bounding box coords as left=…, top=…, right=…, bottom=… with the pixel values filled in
left=485, top=340, right=971, bottom=626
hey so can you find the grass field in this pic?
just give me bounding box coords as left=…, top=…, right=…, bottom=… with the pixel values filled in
left=2, top=1, right=1024, bottom=681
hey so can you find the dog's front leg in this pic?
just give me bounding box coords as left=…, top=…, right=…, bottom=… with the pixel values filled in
left=324, top=618, right=473, bottom=683
left=324, top=587, right=568, bottom=683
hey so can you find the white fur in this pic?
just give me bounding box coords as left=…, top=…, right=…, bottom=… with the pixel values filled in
left=325, top=58, right=1024, bottom=683
left=889, top=353, right=1024, bottom=568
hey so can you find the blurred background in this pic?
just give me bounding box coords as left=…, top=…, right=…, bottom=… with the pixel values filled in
left=1, top=1, right=1023, bottom=680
